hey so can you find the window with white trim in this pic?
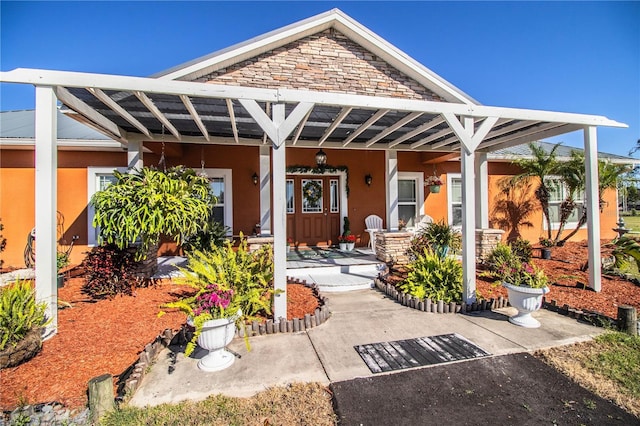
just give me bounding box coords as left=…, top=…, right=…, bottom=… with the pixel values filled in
left=398, top=172, right=425, bottom=228
left=203, top=169, right=233, bottom=235
left=87, top=167, right=127, bottom=246
left=447, top=174, right=462, bottom=227
left=286, top=179, right=294, bottom=214
left=545, top=177, right=585, bottom=229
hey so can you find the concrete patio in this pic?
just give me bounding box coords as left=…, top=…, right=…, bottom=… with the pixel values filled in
left=129, top=288, right=603, bottom=408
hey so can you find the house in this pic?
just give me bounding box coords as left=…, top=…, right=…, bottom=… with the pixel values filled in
left=0, top=9, right=629, bottom=332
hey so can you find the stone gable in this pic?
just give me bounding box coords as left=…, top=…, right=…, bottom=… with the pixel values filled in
left=197, top=29, right=444, bottom=101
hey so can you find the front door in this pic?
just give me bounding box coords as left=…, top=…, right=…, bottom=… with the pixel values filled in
left=286, top=175, right=341, bottom=247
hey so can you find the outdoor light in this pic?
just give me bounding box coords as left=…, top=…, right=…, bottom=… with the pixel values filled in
left=315, top=149, right=327, bottom=167
left=252, top=172, right=259, bottom=186
left=365, top=174, right=372, bottom=186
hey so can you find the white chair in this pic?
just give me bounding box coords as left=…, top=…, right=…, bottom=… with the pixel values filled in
left=364, top=214, right=385, bottom=252
left=412, top=214, right=434, bottom=235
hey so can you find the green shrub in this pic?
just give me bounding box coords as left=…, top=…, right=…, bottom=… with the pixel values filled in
left=182, top=220, right=230, bottom=253
left=0, top=279, right=50, bottom=350
left=509, top=238, right=532, bottom=262
left=484, top=243, right=548, bottom=288
left=412, top=220, right=461, bottom=259
left=399, top=249, right=463, bottom=303
left=485, top=243, right=517, bottom=272
left=81, top=245, right=146, bottom=298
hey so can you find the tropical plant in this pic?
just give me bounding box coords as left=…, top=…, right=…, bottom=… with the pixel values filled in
left=399, top=248, right=463, bottom=303
left=509, top=238, right=533, bottom=263
left=182, top=219, right=230, bottom=253
left=491, top=179, right=539, bottom=241
left=412, top=220, right=461, bottom=259
left=0, top=279, right=50, bottom=351
left=56, top=252, right=69, bottom=272
left=609, top=236, right=640, bottom=271
left=0, top=219, right=6, bottom=268
left=484, top=243, right=548, bottom=289
left=511, top=142, right=561, bottom=240
left=81, top=244, right=146, bottom=298
left=91, top=166, right=215, bottom=260
left=161, top=236, right=275, bottom=356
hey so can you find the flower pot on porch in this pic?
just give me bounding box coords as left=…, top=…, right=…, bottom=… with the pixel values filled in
left=502, top=283, right=550, bottom=328
left=541, top=248, right=552, bottom=260
left=339, top=242, right=348, bottom=251
left=346, top=242, right=355, bottom=251
left=57, top=274, right=65, bottom=288
left=195, top=311, right=240, bottom=372
left=429, top=185, right=441, bottom=193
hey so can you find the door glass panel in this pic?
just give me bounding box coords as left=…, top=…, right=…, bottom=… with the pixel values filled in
left=286, top=179, right=294, bottom=214
left=302, top=179, right=323, bottom=213
left=330, top=179, right=339, bottom=213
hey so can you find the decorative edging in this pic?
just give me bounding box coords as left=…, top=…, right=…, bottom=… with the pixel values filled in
left=237, top=278, right=331, bottom=337
left=374, top=277, right=506, bottom=314
left=541, top=299, right=617, bottom=328
left=117, top=328, right=179, bottom=403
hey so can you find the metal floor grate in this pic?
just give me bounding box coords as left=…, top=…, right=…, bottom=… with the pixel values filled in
left=355, top=333, right=490, bottom=373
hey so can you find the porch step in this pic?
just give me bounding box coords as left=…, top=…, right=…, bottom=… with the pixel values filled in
left=287, top=262, right=384, bottom=293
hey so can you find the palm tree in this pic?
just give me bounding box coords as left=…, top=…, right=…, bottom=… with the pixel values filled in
left=554, top=150, right=585, bottom=243
left=511, top=142, right=561, bottom=240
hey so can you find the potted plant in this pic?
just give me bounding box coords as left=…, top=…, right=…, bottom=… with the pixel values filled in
left=345, top=234, right=356, bottom=251
left=0, top=279, right=51, bottom=368
left=424, top=174, right=443, bottom=193
left=286, top=237, right=294, bottom=253
left=415, top=220, right=461, bottom=259
left=56, top=252, right=69, bottom=288
left=500, top=258, right=550, bottom=328
left=161, top=236, right=275, bottom=371
left=337, top=235, right=348, bottom=251
left=539, top=237, right=554, bottom=260
left=91, top=166, right=214, bottom=264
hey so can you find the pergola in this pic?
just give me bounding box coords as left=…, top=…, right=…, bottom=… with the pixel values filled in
left=0, top=67, right=627, bottom=335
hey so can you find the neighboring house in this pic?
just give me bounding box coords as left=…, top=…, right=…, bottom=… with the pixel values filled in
left=0, top=9, right=630, bottom=327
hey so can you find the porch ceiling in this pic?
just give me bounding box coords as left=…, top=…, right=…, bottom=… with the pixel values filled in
left=0, top=68, right=627, bottom=152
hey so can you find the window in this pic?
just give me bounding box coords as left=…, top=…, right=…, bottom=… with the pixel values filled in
left=286, top=179, right=294, bottom=214
left=87, top=167, right=127, bottom=246
left=398, top=172, right=425, bottom=228
left=447, top=175, right=462, bottom=227
left=203, top=169, right=233, bottom=235
left=330, top=179, right=339, bottom=213
left=545, top=177, right=584, bottom=228
left=302, top=179, right=323, bottom=213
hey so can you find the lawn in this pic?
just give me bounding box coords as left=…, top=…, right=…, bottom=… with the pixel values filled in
left=620, top=214, right=640, bottom=232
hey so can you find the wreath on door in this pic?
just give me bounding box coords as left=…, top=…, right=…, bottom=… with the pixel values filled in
left=303, top=180, right=322, bottom=204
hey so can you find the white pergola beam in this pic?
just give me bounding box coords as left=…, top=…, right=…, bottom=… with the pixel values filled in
left=584, top=126, right=601, bottom=292
left=291, top=107, right=313, bottom=145
left=319, top=107, right=352, bottom=145
left=180, top=94, right=210, bottom=141
left=386, top=150, right=399, bottom=231
left=390, top=116, right=445, bottom=149
left=259, top=145, right=271, bottom=234
left=35, top=86, right=58, bottom=336
left=460, top=116, right=477, bottom=304
left=480, top=123, right=582, bottom=152
left=225, top=99, right=240, bottom=143
left=271, top=103, right=287, bottom=320
left=134, top=91, right=182, bottom=140
left=127, top=139, right=143, bottom=169
left=54, top=86, right=123, bottom=141
left=414, top=126, right=454, bottom=149
left=343, top=109, right=389, bottom=146
left=88, top=87, right=152, bottom=138
left=365, top=111, right=423, bottom=147
left=239, top=99, right=278, bottom=143
left=279, top=102, right=315, bottom=142
left=262, top=102, right=271, bottom=145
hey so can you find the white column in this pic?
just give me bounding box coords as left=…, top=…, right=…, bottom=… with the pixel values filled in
left=35, top=86, right=58, bottom=337
left=127, top=139, right=143, bottom=170
left=474, top=152, right=489, bottom=229
left=461, top=117, right=477, bottom=304
left=271, top=104, right=287, bottom=320
left=259, top=145, right=272, bottom=235
left=386, top=150, right=399, bottom=230
left=584, top=126, right=601, bottom=292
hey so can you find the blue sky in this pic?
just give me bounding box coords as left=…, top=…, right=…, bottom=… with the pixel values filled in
left=1, top=1, right=638, bottom=156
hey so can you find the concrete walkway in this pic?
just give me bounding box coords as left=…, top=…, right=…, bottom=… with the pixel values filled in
left=129, top=289, right=603, bottom=408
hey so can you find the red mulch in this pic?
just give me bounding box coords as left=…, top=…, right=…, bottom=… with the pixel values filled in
left=0, top=279, right=320, bottom=411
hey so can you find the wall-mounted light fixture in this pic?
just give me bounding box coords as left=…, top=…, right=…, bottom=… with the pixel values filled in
left=315, top=149, right=327, bottom=167
left=252, top=172, right=259, bottom=186
left=365, top=174, right=373, bottom=186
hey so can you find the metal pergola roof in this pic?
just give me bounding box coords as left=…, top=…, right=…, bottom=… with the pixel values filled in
left=0, top=68, right=626, bottom=153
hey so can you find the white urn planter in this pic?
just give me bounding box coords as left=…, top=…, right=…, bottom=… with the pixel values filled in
left=339, top=242, right=348, bottom=251
left=195, top=311, right=240, bottom=372
left=346, top=242, right=355, bottom=251
left=502, top=283, right=550, bottom=328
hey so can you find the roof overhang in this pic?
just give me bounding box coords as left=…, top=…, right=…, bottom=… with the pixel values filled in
left=0, top=68, right=627, bottom=154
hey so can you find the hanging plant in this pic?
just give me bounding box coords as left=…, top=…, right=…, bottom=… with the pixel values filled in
left=303, top=180, right=323, bottom=204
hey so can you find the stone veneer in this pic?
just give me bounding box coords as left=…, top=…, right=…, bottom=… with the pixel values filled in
left=199, top=29, right=444, bottom=101
left=475, top=229, right=505, bottom=260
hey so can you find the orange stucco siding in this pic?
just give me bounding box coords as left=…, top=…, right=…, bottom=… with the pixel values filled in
left=0, top=145, right=621, bottom=268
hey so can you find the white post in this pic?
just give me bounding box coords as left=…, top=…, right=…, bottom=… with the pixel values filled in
left=271, top=104, right=287, bottom=320
left=461, top=117, right=477, bottom=304
left=584, top=126, right=601, bottom=292
left=475, top=152, right=489, bottom=229
left=386, top=150, right=399, bottom=231
left=35, top=85, right=58, bottom=336
left=259, top=145, right=272, bottom=235
left=127, top=139, right=143, bottom=170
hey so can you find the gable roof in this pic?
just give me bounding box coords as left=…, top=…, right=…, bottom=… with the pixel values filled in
left=154, top=9, right=478, bottom=105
